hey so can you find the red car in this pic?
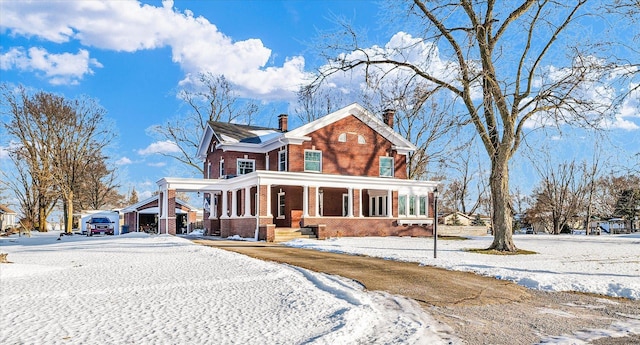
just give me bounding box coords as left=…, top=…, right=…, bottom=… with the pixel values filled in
left=86, top=217, right=115, bottom=236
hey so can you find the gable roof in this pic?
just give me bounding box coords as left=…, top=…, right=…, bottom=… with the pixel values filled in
left=121, top=195, right=197, bottom=213
left=196, top=102, right=417, bottom=159
left=284, top=103, right=417, bottom=153
left=209, top=122, right=282, bottom=144
left=0, top=204, right=16, bottom=214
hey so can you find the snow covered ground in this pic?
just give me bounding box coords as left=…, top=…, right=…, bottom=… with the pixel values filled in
left=1, top=232, right=639, bottom=344
left=0, top=232, right=453, bottom=345
left=285, top=234, right=640, bottom=300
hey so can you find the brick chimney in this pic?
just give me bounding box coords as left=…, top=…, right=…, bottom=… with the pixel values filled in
left=278, top=114, right=288, bottom=132
left=383, top=109, right=395, bottom=128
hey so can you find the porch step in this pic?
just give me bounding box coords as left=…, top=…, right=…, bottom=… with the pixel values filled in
left=274, top=227, right=317, bottom=242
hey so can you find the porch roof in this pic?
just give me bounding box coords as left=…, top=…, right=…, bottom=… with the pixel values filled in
left=157, top=171, right=438, bottom=195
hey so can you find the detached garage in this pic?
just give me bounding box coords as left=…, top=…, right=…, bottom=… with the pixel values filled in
left=122, top=195, right=200, bottom=234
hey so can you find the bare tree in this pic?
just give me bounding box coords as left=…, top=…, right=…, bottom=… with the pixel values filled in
left=311, top=1, right=624, bottom=250
left=295, top=84, right=346, bottom=123
left=76, top=158, right=123, bottom=210
left=0, top=153, right=45, bottom=231
left=150, top=73, right=259, bottom=176
left=2, top=85, right=58, bottom=231
left=2, top=85, right=114, bottom=233
left=531, top=159, right=588, bottom=234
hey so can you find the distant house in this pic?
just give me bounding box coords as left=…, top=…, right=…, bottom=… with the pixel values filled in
left=121, top=195, right=200, bottom=234
left=0, top=204, right=18, bottom=231
left=156, top=103, right=439, bottom=241
left=442, top=212, right=473, bottom=226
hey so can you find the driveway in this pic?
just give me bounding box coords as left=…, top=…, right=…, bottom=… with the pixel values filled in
left=194, top=239, right=640, bottom=345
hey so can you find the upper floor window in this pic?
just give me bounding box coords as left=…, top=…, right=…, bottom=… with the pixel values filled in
left=237, top=159, right=255, bottom=175
left=338, top=133, right=347, bottom=142
left=357, top=134, right=366, bottom=144
left=379, top=157, right=394, bottom=177
left=278, top=149, right=287, bottom=171
left=304, top=150, right=322, bottom=172
left=207, top=162, right=211, bottom=179
left=219, top=159, right=225, bottom=178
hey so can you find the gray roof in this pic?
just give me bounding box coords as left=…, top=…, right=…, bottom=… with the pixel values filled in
left=208, top=121, right=282, bottom=144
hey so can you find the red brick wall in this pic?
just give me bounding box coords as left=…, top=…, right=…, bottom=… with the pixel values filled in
left=205, top=150, right=267, bottom=178
left=267, top=147, right=285, bottom=171
left=272, top=185, right=302, bottom=227
left=220, top=218, right=256, bottom=238
left=287, top=115, right=407, bottom=178
left=321, top=187, right=346, bottom=216
left=302, top=217, right=433, bottom=239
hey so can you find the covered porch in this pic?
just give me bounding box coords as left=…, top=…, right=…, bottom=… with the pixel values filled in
left=157, top=171, right=438, bottom=241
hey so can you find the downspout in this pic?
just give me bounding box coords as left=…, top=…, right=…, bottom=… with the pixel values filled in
left=254, top=182, right=260, bottom=241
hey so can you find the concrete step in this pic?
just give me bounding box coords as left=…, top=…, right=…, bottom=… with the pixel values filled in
left=274, top=227, right=317, bottom=242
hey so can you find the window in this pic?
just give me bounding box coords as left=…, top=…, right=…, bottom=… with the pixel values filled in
left=370, top=195, right=388, bottom=217
left=207, top=162, right=211, bottom=179
left=379, top=157, right=394, bottom=177
left=219, top=159, right=225, bottom=178
left=357, top=134, right=366, bottom=144
left=304, top=150, right=322, bottom=172
left=409, top=196, right=416, bottom=216
left=399, top=195, right=407, bottom=216
left=277, top=191, right=285, bottom=218
left=278, top=150, right=287, bottom=171
left=338, top=133, right=347, bottom=142
left=237, top=159, right=255, bottom=175
left=342, top=194, right=349, bottom=216
left=419, top=196, right=427, bottom=216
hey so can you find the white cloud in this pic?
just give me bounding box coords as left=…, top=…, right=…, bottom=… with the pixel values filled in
left=0, top=47, right=102, bottom=85
left=115, top=157, right=133, bottom=166
left=0, top=146, right=9, bottom=160
left=148, top=162, right=167, bottom=167
left=0, top=0, right=307, bottom=99
left=137, top=140, right=180, bottom=155
left=600, top=117, right=640, bottom=131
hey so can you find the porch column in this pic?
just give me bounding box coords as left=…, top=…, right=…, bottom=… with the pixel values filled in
left=220, top=189, right=229, bottom=219
left=315, top=187, right=320, bottom=216
left=266, top=184, right=272, bottom=217
left=244, top=186, right=252, bottom=217
left=208, top=193, right=217, bottom=219
left=348, top=187, right=354, bottom=217
left=357, top=188, right=363, bottom=217
left=388, top=189, right=393, bottom=218
left=231, top=189, right=238, bottom=218
left=303, top=185, right=309, bottom=217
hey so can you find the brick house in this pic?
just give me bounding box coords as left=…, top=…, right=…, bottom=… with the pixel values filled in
left=156, top=103, right=439, bottom=241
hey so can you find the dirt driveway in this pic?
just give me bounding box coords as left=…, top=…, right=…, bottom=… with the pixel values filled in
left=194, top=239, right=640, bottom=345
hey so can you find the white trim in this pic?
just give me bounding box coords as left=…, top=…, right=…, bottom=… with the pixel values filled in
left=277, top=190, right=285, bottom=219
left=157, top=172, right=438, bottom=195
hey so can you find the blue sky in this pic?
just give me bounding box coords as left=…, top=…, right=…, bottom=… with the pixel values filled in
left=1, top=0, right=638, bottom=202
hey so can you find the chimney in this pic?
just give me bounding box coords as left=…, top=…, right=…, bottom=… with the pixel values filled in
left=383, top=109, right=395, bottom=128
left=278, top=114, right=288, bottom=132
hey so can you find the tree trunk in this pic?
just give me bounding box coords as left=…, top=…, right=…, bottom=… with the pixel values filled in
left=65, top=191, right=74, bottom=234
left=38, top=197, right=48, bottom=232
left=488, top=153, right=517, bottom=251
